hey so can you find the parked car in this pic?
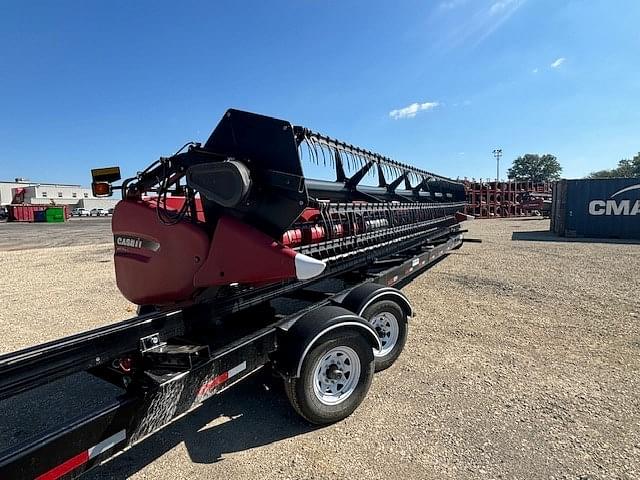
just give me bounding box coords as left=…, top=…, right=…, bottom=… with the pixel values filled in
left=108, top=208, right=114, bottom=215
left=72, top=208, right=91, bottom=217
left=0, top=206, right=7, bottom=221
left=90, top=208, right=109, bottom=217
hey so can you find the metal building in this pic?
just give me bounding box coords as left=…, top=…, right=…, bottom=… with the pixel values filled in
left=0, top=179, right=117, bottom=210
left=0, top=180, right=88, bottom=206
left=16, top=184, right=93, bottom=205
left=551, top=178, right=640, bottom=239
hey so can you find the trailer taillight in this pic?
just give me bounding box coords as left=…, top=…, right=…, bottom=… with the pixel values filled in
left=91, top=166, right=121, bottom=197
left=92, top=181, right=112, bottom=197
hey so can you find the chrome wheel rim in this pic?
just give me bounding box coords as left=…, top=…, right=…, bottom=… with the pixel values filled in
left=369, top=311, right=399, bottom=357
left=312, top=346, right=361, bottom=405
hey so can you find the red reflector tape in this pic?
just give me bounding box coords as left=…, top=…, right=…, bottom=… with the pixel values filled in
left=199, top=372, right=229, bottom=396
left=36, top=452, right=88, bottom=480
left=35, top=430, right=126, bottom=480
left=198, top=361, right=247, bottom=398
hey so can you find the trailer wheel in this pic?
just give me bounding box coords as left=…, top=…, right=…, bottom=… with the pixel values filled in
left=285, top=330, right=374, bottom=425
left=361, top=300, right=408, bottom=372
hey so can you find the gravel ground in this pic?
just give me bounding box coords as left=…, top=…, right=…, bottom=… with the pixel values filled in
left=0, top=218, right=132, bottom=350
left=0, top=217, right=112, bottom=251
left=0, top=218, right=639, bottom=479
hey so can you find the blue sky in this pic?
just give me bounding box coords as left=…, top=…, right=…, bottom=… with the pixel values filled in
left=1, top=0, right=638, bottom=185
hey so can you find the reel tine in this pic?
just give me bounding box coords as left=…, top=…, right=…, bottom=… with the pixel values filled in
left=306, top=138, right=316, bottom=166
left=312, top=140, right=320, bottom=166
left=301, top=139, right=310, bottom=165
left=369, top=155, right=376, bottom=178
left=319, top=140, right=327, bottom=167
left=354, top=152, right=361, bottom=173
left=345, top=150, right=351, bottom=173
left=332, top=144, right=339, bottom=169
left=352, top=151, right=361, bottom=172
left=308, top=137, right=317, bottom=165
left=310, top=138, right=318, bottom=166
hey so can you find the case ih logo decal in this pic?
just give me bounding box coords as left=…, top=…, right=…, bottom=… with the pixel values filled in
left=114, top=235, right=160, bottom=252
left=588, top=183, right=640, bottom=216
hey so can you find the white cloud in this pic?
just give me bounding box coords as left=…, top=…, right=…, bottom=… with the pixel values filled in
left=532, top=68, right=539, bottom=73
left=550, top=57, right=566, bottom=68
left=389, top=101, right=440, bottom=120
left=472, top=1, right=526, bottom=46
left=490, top=0, right=518, bottom=15
left=432, top=0, right=527, bottom=49
left=439, top=0, right=468, bottom=9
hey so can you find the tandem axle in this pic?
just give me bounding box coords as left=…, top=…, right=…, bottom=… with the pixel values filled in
left=0, top=227, right=463, bottom=480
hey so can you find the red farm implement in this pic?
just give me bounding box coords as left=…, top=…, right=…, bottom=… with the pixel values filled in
left=464, top=179, right=552, bottom=218
left=0, top=109, right=471, bottom=479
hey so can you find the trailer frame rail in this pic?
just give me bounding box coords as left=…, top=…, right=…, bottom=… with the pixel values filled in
left=0, top=226, right=463, bottom=480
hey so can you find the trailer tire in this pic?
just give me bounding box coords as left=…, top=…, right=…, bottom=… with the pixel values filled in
left=361, top=300, right=408, bottom=372
left=284, top=330, right=374, bottom=425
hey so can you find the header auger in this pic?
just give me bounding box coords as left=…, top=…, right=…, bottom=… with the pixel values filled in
left=93, top=109, right=467, bottom=306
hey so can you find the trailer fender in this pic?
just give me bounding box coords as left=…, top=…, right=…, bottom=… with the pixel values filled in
left=336, top=283, right=413, bottom=319
left=276, top=305, right=380, bottom=378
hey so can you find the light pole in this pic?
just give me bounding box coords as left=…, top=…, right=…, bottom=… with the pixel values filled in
left=492, top=149, right=502, bottom=181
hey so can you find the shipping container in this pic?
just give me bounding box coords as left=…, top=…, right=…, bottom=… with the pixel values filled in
left=33, top=210, right=47, bottom=222
left=551, top=178, right=640, bottom=239
left=7, top=204, right=70, bottom=222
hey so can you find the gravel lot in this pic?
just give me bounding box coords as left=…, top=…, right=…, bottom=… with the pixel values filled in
left=0, top=218, right=638, bottom=479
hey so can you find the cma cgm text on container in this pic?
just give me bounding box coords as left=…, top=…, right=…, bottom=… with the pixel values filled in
left=588, top=183, right=640, bottom=216
left=552, top=178, right=640, bottom=239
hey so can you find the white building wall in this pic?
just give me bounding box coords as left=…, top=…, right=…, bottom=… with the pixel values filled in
left=0, top=180, right=121, bottom=209
left=22, top=185, right=93, bottom=205
left=0, top=183, right=17, bottom=205
left=0, top=181, right=43, bottom=205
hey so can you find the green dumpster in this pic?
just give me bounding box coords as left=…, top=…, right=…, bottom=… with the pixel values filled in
left=45, top=207, right=65, bottom=223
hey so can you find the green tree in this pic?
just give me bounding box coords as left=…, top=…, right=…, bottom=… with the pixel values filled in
left=588, top=153, right=640, bottom=178
left=507, top=154, right=562, bottom=182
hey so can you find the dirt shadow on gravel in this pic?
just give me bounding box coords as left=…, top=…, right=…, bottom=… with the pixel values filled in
left=85, top=370, right=318, bottom=480
left=511, top=230, right=640, bottom=245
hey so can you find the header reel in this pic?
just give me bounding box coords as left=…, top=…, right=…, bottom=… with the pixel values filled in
left=96, top=109, right=467, bottom=306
